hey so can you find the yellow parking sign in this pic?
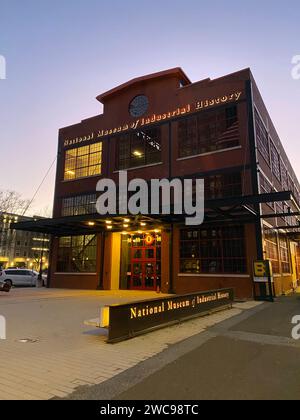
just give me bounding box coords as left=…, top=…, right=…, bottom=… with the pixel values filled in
left=253, top=260, right=273, bottom=283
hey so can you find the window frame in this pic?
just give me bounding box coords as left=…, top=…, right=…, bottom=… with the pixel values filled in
left=56, top=235, right=97, bottom=273
left=205, top=172, right=242, bottom=199
left=178, top=105, right=240, bottom=159
left=264, top=229, right=280, bottom=274
left=279, top=236, right=291, bottom=274
left=270, top=140, right=281, bottom=182
left=179, top=225, right=247, bottom=275
left=116, top=127, right=162, bottom=171
left=61, top=193, right=97, bottom=217
left=254, top=109, right=270, bottom=165
left=64, top=143, right=103, bottom=181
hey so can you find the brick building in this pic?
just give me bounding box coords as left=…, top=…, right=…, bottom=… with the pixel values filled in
left=0, top=212, right=49, bottom=270
left=13, top=68, right=300, bottom=299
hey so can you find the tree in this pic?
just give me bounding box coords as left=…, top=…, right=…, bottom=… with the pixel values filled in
left=0, top=190, right=30, bottom=215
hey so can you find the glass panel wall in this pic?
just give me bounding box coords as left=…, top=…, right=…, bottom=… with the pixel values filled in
left=180, top=225, right=246, bottom=274
left=57, top=235, right=97, bottom=273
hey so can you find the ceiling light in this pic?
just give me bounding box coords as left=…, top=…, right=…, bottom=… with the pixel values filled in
left=133, top=151, right=143, bottom=157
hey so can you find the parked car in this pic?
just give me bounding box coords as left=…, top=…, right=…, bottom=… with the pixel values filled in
left=0, top=269, right=38, bottom=287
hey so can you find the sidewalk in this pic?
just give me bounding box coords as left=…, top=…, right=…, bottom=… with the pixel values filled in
left=66, top=294, right=300, bottom=400
left=0, top=288, right=254, bottom=400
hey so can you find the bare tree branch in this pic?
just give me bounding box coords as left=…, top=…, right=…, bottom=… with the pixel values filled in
left=0, top=190, right=30, bottom=215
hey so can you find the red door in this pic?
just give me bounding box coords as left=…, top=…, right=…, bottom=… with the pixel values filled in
left=130, top=246, right=158, bottom=291
left=128, top=233, right=162, bottom=291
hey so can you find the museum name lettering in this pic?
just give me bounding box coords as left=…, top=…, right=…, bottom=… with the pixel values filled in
left=130, top=292, right=230, bottom=320
left=63, top=91, right=243, bottom=147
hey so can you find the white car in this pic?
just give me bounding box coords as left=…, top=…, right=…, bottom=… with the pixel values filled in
left=0, top=269, right=38, bottom=288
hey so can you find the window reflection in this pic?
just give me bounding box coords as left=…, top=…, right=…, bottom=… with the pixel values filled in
left=57, top=235, right=97, bottom=273
left=117, top=128, right=162, bottom=170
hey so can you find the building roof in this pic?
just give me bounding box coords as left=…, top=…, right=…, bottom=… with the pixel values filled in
left=96, top=67, right=191, bottom=103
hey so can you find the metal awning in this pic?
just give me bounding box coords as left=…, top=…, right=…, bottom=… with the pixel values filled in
left=11, top=191, right=298, bottom=236
left=11, top=214, right=162, bottom=236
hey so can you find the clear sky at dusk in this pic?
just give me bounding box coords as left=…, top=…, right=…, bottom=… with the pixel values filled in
left=0, top=0, right=299, bottom=215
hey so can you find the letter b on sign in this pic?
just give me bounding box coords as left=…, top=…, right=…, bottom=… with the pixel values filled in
left=254, top=261, right=271, bottom=277
left=254, top=262, right=267, bottom=277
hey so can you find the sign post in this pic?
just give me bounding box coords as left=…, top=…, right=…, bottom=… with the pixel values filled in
left=253, top=260, right=274, bottom=302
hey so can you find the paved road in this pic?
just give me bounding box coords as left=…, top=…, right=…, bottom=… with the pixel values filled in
left=68, top=294, right=300, bottom=400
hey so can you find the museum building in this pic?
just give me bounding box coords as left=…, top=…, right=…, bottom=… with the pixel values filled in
left=13, top=67, right=300, bottom=299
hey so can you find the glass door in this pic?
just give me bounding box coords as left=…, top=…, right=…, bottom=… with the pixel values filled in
left=129, top=233, right=161, bottom=291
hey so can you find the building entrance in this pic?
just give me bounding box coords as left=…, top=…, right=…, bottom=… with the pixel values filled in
left=120, top=232, right=161, bottom=291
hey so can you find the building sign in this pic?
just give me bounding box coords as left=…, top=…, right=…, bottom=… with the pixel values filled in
left=107, top=288, right=234, bottom=343
left=63, top=91, right=243, bottom=148
left=253, top=260, right=273, bottom=283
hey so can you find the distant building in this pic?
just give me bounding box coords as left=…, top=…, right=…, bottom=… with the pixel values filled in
left=0, top=212, right=49, bottom=270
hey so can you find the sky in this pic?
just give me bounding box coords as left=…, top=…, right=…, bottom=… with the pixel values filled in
left=0, top=0, right=299, bottom=215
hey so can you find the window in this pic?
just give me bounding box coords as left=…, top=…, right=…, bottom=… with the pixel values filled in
left=23, top=271, right=32, bottom=276
left=279, top=236, right=291, bottom=273
left=61, top=194, right=97, bottom=217
left=180, top=225, right=246, bottom=274
left=260, top=175, right=275, bottom=210
left=116, top=128, right=162, bottom=170
left=275, top=201, right=285, bottom=222
left=205, top=172, right=242, bottom=199
left=178, top=105, right=239, bottom=158
left=57, top=235, right=97, bottom=273
left=264, top=229, right=280, bottom=274
left=281, top=163, right=288, bottom=191
left=270, top=141, right=281, bottom=181
left=255, top=109, right=270, bottom=163
left=64, top=143, right=102, bottom=181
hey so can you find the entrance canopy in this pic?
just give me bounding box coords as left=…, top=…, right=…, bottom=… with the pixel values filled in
left=11, top=191, right=298, bottom=237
